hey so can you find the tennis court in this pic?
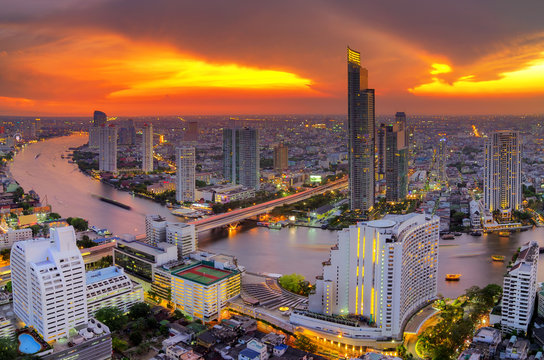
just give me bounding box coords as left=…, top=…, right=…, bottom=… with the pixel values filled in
left=175, top=265, right=232, bottom=285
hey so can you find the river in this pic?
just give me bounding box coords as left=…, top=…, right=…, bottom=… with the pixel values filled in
left=9, top=134, right=544, bottom=298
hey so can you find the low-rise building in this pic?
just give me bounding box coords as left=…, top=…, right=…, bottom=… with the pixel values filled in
left=86, top=266, right=144, bottom=316
left=171, top=261, right=241, bottom=321
left=196, top=184, right=255, bottom=203
left=0, top=227, right=32, bottom=249
left=0, top=316, right=14, bottom=339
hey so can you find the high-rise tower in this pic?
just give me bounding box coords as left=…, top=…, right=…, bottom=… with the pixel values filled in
left=176, top=146, right=196, bottom=203
left=377, top=123, right=386, bottom=180
left=142, top=123, right=154, bottom=173
left=348, top=47, right=375, bottom=211
left=99, top=124, right=117, bottom=172
left=484, top=130, right=522, bottom=218
left=89, top=110, right=108, bottom=148
left=223, top=126, right=260, bottom=189
left=385, top=123, right=408, bottom=202
left=273, top=143, right=288, bottom=171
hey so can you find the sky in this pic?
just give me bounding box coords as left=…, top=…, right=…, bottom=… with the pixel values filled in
left=1, top=0, right=544, bottom=116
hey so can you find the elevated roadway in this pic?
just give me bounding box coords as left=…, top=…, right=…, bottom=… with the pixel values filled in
left=189, top=177, right=348, bottom=233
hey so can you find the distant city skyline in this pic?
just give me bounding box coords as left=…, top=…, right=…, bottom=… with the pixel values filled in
left=1, top=0, right=544, bottom=116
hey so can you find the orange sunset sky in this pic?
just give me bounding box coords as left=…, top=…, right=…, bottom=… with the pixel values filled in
left=1, top=0, right=544, bottom=116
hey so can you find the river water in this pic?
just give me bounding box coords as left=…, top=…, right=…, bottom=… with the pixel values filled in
left=10, top=134, right=544, bottom=298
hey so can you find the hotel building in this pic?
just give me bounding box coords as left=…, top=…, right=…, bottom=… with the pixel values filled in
left=293, top=214, right=439, bottom=343
left=11, top=226, right=88, bottom=342
left=484, top=130, right=522, bottom=218
left=501, top=241, right=539, bottom=335
left=223, top=126, right=260, bottom=190
left=86, top=266, right=144, bottom=316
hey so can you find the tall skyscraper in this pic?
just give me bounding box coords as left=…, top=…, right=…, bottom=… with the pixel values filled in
left=347, top=47, right=375, bottom=211
left=377, top=123, right=386, bottom=180
left=142, top=123, right=154, bottom=173
left=484, top=130, right=522, bottom=218
left=118, top=119, right=136, bottom=145
left=89, top=110, right=108, bottom=148
left=385, top=123, right=408, bottom=202
left=99, top=124, right=117, bottom=172
left=501, top=241, right=539, bottom=335
left=184, top=121, right=199, bottom=142
left=11, top=226, right=88, bottom=342
left=176, top=146, right=195, bottom=203
left=273, top=143, right=288, bottom=171
left=223, top=126, right=260, bottom=189
left=297, top=214, right=439, bottom=340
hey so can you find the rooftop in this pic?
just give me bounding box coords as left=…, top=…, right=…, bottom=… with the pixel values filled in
left=173, top=263, right=236, bottom=285
left=86, top=266, right=123, bottom=284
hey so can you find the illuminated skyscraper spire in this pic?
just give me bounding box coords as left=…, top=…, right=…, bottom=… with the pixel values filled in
left=347, top=47, right=374, bottom=211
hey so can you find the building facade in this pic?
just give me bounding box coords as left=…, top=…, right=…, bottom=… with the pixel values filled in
left=98, top=124, right=117, bottom=172
left=300, top=214, right=439, bottom=340
left=223, top=127, right=260, bottom=190
left=347, top=47, right=375, bottom=211
left=89, top=110, right=107, bottom=148
left=273, top=143, right=288, bottom=171
left=145, top=214, right=167, bottom=246
left=11, top=226, right=88, bottom=342
left=501, top=241, right=539, bottom=335
left=166, top=222, right=196, bottom=257
left=377, top=123, right=386, bottom=180
left=171, top=261, right=241, bottom=321
left=86, top=266, right=144, bottom=316
left=142, top=123, right=154, bottom=173
left=484, top=130, right=522, bottom=218
left=0, top=227, right=32, bottom=249
left=176, top=146, right=196, bottom=203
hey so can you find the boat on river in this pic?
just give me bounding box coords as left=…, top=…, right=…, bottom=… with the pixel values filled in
left=491, top=255, right=505, bottom=261
left=498, top=231, right=510, bottom=237
left=445, top=274, right=461, bottom=281
left=91, top=194, right=132, bottom=210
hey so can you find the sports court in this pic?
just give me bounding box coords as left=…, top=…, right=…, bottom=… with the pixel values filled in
left=174, top=264, right=232, bottom=285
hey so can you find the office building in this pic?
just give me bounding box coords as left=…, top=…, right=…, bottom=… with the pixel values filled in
left=223, top=126, right=260, bottom=190
left=166, top=222, right=196, bottom=257
left=501, top=241, right=539, bottom=335
left=184, top=121, right=199, bottom=142
left=142, top=122, right=154, bottom=173
left=171, top=261, right=241, bottom=321
left=86, top=266, right=144, bottom=316
left=484, top=130, right=522, bottom=218
left=273, top=143, right=288, bottom=171
left=113, top=238, right=177, bottom=283
left=196, top=184, right=255, bottom=203
left=294, top=213, right=439, bottom=341
left=385, top=123, right=408, bottom=202
left=377, top=123, right=386, bottom=180
left=176, top=146, right=196, bottom=203
left=11, top=226, right=88, bottom=342
left=99, top=124, right=117, bottom=172
left=347, top=47, right=375, bottom=211
left=89, top=110, right=108, bottom=148
left=146, top=214, right=167, bottom=246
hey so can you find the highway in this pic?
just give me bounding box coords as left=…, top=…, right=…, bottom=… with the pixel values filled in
left=189, top=177, right=348, bottom=233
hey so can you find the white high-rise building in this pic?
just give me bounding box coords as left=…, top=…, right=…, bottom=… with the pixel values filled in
left=142, top=123, right=154, bottom=173
left=223, top=127, right=260, bottom=190
left=11, top=226, right=88, bottom=342
left=484, top=130, right=521, bottom=218
left=145, top=215, right=167, bottom=246
left=295, top=214, right=439, bottom=340
left=166, top=223, right=196, bottom=257
left=501, top=241, right=539, bottom=335
left=176, top=146, right=195, bottom=203
left=99, top=124, right=117, bottom=172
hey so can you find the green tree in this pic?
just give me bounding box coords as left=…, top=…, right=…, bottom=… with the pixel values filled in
left=279, top=274, right=308, bottom=295
left=129, top=331, right=143, bottom=346
left=95, top=306, right=127, bottom=332
left=294, top=334, right=317, bottom=354
left=49, top=212, right=61, bottom=220
left=76, top=235, right=95, bottom=248
left=129, top=302, right=151, bottom=320
left=159, top=324, right=170, bottom=336
left=0, top=248, right=10, bottom=261
left=4, top=281, right=12, bottom=293
left=70, top=217, right=88, bottom=232
left=30, top=224, right=41, bottom=237
left=112, top=336, right=128, bottom=352
left=0, top=337, right=19, bottom=360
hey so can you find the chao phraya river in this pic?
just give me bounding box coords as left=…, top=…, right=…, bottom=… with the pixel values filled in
left=10, top=134, right=544, bottom=298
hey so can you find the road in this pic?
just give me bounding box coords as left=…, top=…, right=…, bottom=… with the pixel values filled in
left=190, top=177, right=348, bottom=233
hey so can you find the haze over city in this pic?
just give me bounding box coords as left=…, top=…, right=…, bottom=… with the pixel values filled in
left=1, top=0, right=544, bottom=116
